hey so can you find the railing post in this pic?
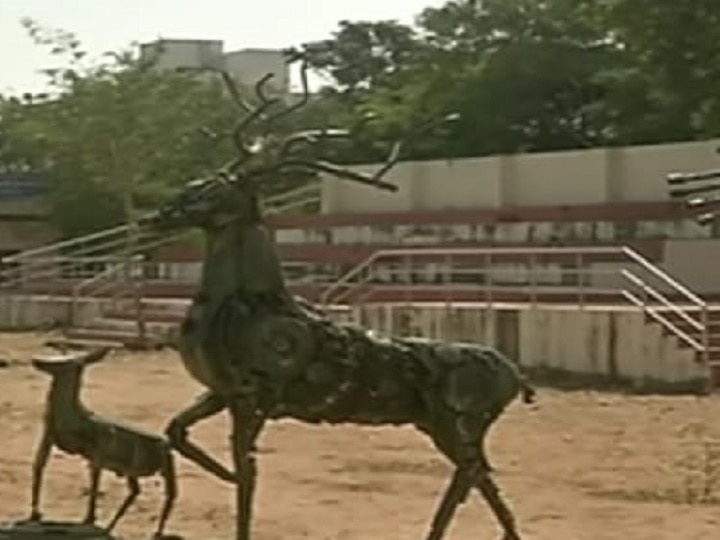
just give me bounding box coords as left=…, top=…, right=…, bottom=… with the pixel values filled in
left=577, top=251, right=585, bottom=309
left=528, top=252, right=537, bottom=307
left=404, top=253, right=412, bottom=309
left=701, top=304, right=712, bottom=393
left=70, top=288, right=80, bottom=328
left=133, top=277, right=147, bottom=345
left=486, top=252, right=494, bottom=309
left=443, top=254, right=452, bottom=313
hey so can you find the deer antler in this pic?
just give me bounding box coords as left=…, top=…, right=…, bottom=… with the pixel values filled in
left=258, top=50, right=312, bottom=129
left=196, top=49, right=460, bottom=195
left=181, top=65, right=283, bottom=171
left=271, top=112, right=460, bottom=192
left=227, top=73, right=282, bottom=166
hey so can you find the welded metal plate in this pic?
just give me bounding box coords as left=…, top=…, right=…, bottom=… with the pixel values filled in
left=0, top=521, right=115, bottom=540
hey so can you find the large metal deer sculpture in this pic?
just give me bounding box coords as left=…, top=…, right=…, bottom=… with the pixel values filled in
left=140, top=53, right=535, bottom=540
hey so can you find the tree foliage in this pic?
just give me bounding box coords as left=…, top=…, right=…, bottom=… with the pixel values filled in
left=0, top=19, right=239, bottom=237
left=300, top=0, right=720, bottom=157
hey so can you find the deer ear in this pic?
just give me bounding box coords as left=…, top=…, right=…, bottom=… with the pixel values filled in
left=81, top=347, right=112, bottom=365
left=31, top=359, right=54, bottom=372
left=31, top=358, right=71, bottom=373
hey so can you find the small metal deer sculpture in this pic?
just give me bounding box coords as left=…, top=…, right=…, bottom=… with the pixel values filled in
left=139, top=52, right=535, bottom=540
left=29, top=347, right=177, bottom=539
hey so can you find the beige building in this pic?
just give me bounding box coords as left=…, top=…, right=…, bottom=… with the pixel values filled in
left=139, top=38, right=290, bottom=94
left=0, top=173, right=56, bottom=258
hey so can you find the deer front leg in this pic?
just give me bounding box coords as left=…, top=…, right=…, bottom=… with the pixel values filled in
left=229, top=399, right=265, bottom=540
left=29, top=427, right=52, bottom=522
left=165, top=391, right=236, bottom=483
left=83, top=463, right=102, bottom=525
left=153, top=451, right=178, bottom=539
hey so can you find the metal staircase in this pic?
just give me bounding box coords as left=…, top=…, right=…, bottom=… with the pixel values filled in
left=0, top=182, right=321, bottom=348
left=1, top=180, right=717, bottom=389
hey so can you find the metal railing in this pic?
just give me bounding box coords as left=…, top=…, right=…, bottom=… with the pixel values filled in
left=318, top=245, right=710, bottom=366
left=0, top=182, right=321, bottom=292
left=68, top=255, right=146, bottom=339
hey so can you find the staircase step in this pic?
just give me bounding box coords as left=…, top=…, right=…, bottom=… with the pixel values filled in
left=710, top=366, right=720, bottom=388
left=64, top=328, right=166, bottom=350
left=89, top=316, right=176, bottom=335
left=45, top=338, right=125, bottom=351
left=674, top=335, right=720, bottom=349
left=102, top=310, right=185, bottom=323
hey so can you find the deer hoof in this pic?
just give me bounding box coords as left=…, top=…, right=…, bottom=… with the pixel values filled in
left=26, top=511, right=42, bottom=522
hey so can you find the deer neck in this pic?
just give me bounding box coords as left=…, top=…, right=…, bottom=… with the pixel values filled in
left=46, top=372, right=85, bottom=425
left=199, top=219, right=289, bottom=302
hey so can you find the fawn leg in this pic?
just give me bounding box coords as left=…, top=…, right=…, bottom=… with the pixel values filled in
left=83, top=464, right=102, bottom=525
left=105, top=477, right=140, bottom=533
left=166, top=391, right=235, bottom=482
left=229, top=400, right=264, bottom=540
left=29, top=428, right=52, bottom=521
left=153, top=452, right=178, bottom=539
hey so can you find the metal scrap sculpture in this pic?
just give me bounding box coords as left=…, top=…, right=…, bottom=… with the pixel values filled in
left=141, top=53, right=536, bottom=540
left=28, top=347, right=177, bottom=539
left=667, top=149, right=720, bottom=224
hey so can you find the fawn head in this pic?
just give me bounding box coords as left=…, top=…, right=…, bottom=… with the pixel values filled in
left=32, top=347, right=112, bottom=376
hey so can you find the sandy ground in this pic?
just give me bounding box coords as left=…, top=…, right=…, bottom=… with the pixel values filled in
left=0, top=333, right=719, bottom=540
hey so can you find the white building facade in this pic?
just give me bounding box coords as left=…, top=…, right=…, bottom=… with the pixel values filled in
left=139, top=39, right=290, bottom=95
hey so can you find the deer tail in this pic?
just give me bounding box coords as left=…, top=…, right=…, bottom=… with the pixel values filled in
left=519, top=377, right=537, bottom=404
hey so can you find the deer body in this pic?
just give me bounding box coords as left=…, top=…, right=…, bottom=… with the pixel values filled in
left=142, top=59, right=532, bottom=540
left=44, top=369, right=167, bottom=476
left=30, top=349, right=177, bottom=538
left=165, top=216, right=533, bottom=540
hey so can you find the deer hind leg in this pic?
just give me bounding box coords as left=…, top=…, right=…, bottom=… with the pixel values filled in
left=105, top=477, right=140, bottom=533
left=473, top=467, right=522, bottom=540
left=153, top=451, right=178, bottom=539
left=421, top=410, right=480, bottom=540
left=424, top=464, right=476, bottom=540
left=83, top=464, right=102, bottom=525
left=425, top=409, right=523, bottom=540
left=468, top=411, right=523, bottom=540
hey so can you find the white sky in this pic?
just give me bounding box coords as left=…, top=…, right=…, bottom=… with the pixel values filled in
left=1, top=0, right=446, bottom=95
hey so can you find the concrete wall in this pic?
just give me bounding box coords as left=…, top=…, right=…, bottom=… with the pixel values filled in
left=354, top=304, right=705, bottom=389
left=0, top=294, right=706, bottom=391
left=322, top=139, right=720, bottom=213
left=0, top=295, right=101, bottom=330
left=662, top=239, right=720, bottom=293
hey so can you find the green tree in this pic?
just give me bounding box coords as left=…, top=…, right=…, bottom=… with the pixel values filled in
left=297, top=0, right=720, bottom=158
left=297, top=1, right=622, bottom=159
left=0, top=19, right=239, bottom=238
left=591, top=0, right=720, bottom=143
left=299, top=20, right=421, bottom=97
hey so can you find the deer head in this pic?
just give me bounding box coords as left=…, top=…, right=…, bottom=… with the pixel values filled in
left=32, top=347, right=112, bottom=376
